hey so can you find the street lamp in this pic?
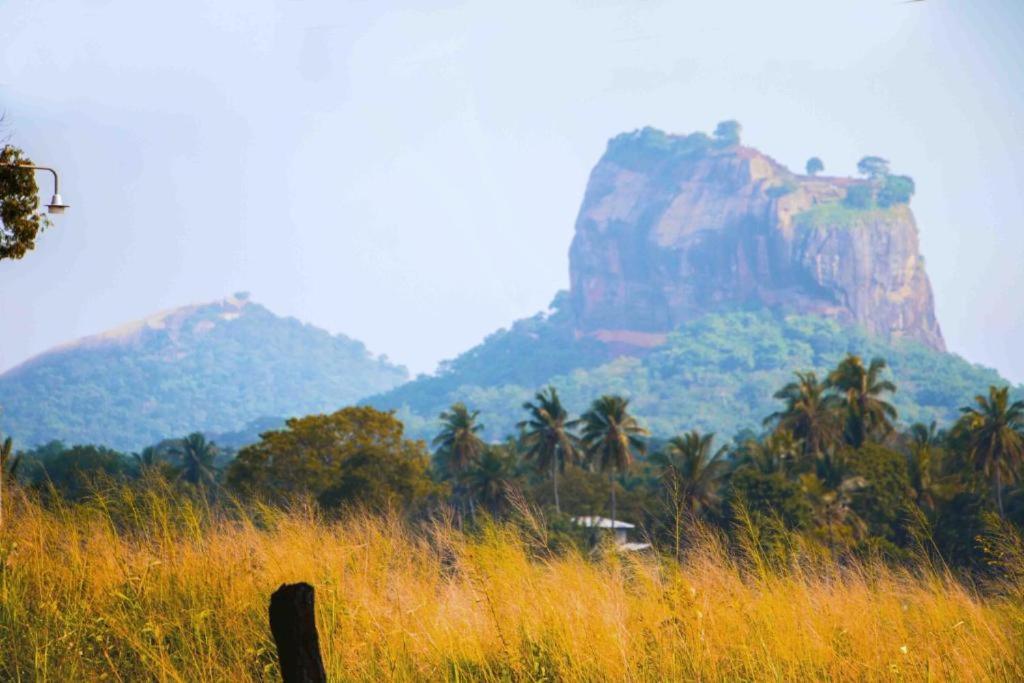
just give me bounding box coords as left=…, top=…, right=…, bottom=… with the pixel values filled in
left=0, top=162, right=69, bottom=214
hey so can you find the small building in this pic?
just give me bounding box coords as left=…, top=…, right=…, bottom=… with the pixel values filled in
left=572, top=516, right=650, bottom=550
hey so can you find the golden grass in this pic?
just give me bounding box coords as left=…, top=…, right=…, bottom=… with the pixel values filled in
left=1, top=483, right=1022, bottom=681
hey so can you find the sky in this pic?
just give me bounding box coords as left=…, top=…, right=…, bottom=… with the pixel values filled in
left=1, top=0, right=1022, bottom=382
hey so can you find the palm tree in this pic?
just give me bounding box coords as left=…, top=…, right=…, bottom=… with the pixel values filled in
left=172, top=433, right=218, bottom=486
left=462, top=445, right=518, bottom=517
left=433, top=403, right=486, bottom=523
left=737, top=430, right=802, bottom=476
left=580, top=395, right=647, bottom=529
left=906, top=422, right=953, bottom=513
left=133, top=445, right=179, bottom=480
left=133, top=446, right=160, bottom=469
left=518, top=387, right=581, bottom=514
left=652, top=431, right=727, bottom=516
left=800, top=470, right=867, bottom=557
left=764, top=371, right=842, bottom=459
left=433, top=403, right=486, bottom=476
left=652, top=430, right=727, bottom=559
left=828, top=355, right=897, bottom=448
left=957, top=386, right=1024, bottom=517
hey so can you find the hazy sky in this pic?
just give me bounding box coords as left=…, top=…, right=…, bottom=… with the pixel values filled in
left=1, top=0, right=1022, bottom=382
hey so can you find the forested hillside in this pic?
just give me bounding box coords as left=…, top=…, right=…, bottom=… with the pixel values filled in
left=367, top=303, right=1017, bottom=441
left=0, top=294, right=407, bottom=450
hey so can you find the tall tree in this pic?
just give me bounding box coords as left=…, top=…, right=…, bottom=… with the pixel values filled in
left=652, top=431, right=727, bottom=517
left=432, top=403, right=486, bottom=476
left=805, top=157, right=824, bottom=176
left=856, top=155, right=890, bottom=179
left=828, top=355, right=897, bottom=448
left=580, top=395, right=647, bottom=529
left=906, top=422, right=953, bottom=513
left=226, top=407, right=436, bottom=511
left=518, top=387, right=581, bottom=514
left=713, top=120, right=742, bottom=146
left=462, top=445, right=519, bottom=517
left=132, top=445, right=179, bottom=480
left=799, top=469, right=867, bottom=557
left=652, top=430, right=727, bottom=559
left=737, top=430, right=802, bottom=476
left=765, top=371, right=842, bottom=459
left=173, top=433, right=218, bottom=486
left=0, top=145, right=51, bottom=261
left=957, top=386, right=1024, bottom=518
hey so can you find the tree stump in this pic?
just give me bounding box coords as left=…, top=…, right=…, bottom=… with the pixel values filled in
left=269, top=583, right=327, bottom=683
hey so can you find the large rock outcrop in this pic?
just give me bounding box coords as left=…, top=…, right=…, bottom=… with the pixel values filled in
left=569, top=127, right=945, bottom=351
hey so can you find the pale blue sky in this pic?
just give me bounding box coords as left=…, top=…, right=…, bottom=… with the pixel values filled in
left=1, top=0, right=1022, bottom=381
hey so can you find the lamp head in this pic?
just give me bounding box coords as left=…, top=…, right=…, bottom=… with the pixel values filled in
left=47, top=194, right=68, bottom=214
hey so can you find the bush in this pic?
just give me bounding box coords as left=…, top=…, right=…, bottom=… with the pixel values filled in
left=877, top=174, right=915, bottom=207
left=713, top=120, right=742, bottom=147
left=844, top=184, right=874, bottom=209
left=856, top=156, right=890, bottom=179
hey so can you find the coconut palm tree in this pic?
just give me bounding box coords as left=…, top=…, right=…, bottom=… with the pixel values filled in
left=133, top=445, right=179, bottom=480
left=652, top=430, right=727, bottom=559
left=518, top=387, right=581, bottom=513
left=764, top=371, right=842, bottom=459
left=462, top=445, right=519, bottom=517
left=133, top=446, right=160, bottom=469
left=652, top=431, right=727, bottom=517
left=828, top=355, right=897, bottom=448
left=737, top=430, right=803, bottom=476
left=800, top=470, right=867, bottom=557
left=172, top=433, right=218, bottom=486
left=433, top=403, right=486, bottom=522
left=957, top=386, right=1024, bottom=518
left=580, top=395, right=647, bottom=529
left=905, top=421, right=954, bottom=514
left=433, top=403, right=486, bottom=476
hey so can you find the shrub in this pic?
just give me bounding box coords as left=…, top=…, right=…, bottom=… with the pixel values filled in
left=844, top=184, right=874, bottom=209
left=877, top=174, right=915, bottom=207
left=713, top=120, right=742, bottom=147
left=856, top=156, right=890, bottom=179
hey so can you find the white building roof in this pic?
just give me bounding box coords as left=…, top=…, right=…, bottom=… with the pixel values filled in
left=572, top=516, right=635, bottom=529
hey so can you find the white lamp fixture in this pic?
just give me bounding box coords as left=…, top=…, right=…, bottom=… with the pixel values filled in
left=0, top=163, right=69, bottom=215
left=47, top=193, right=69, bottom=214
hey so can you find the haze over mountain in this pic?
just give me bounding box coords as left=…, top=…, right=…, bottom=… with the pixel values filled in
left=366, top=126, right=1019, bottom=440
left=2, top=1, right=1023, bottom=386
left=0, top=294, right=407, bottom=450
left=2, top=126, right=1019, bottom=451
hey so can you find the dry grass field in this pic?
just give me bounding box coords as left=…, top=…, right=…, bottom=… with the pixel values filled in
left=1, top=481, right=1022, bottom=682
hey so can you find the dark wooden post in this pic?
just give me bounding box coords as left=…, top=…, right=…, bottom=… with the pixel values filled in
left=269, top=583, right=327, bottom=683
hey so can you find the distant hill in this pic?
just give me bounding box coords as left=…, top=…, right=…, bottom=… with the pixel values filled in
left=0, top=294, right=408, bottom=450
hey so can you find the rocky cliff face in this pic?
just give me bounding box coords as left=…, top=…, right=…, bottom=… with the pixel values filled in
left=568, top=128, right=945, bottom=351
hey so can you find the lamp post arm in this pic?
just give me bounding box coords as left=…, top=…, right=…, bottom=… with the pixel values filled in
left=0, top=163, right=61, bottom=195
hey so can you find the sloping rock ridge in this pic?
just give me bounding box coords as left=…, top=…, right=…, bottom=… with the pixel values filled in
left=568, top=127, right=945, bottom=351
